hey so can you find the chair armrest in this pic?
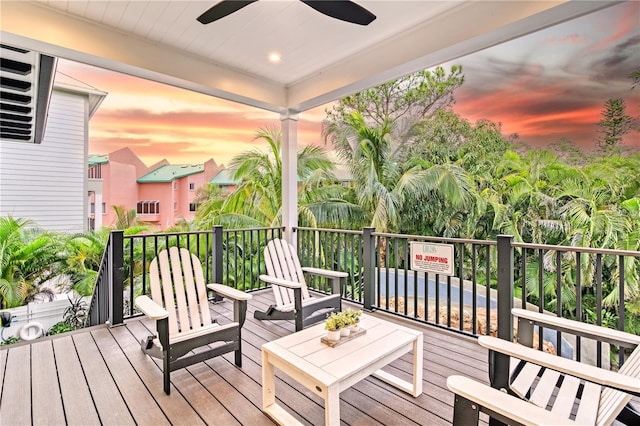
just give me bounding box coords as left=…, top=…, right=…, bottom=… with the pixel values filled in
left=301, top=267, right=345, bottom=295
left=479, top=335, right=640, bottom=395
left=513, top=308, right=640, bottom=347
left=301, top=267, right=348, bottom=279
left=135, top=295, right=168, bottom=320
left=446, top=375, right=576, bottom=426
left=207, top=283, right=252, bottom=301
left=259, top=274, right=302, bottom=289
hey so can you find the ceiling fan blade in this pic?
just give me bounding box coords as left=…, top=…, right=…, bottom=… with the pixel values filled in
left=301, top=1, right=376, bottom=26
left=197, top=0, right=258, bottom=24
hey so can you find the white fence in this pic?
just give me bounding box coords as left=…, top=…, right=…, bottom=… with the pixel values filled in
left=0, top=296, right=86, bottom=343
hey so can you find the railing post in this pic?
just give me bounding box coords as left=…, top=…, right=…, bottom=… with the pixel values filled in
left=491, top=235, right=514, bottom=393
left=110, top=230, right=124, bottom=326
left=211, top=225, right=224, bottom=300
left=363, top=227, right=375, bottom=311
left=212, top=225, right=224, bottom=283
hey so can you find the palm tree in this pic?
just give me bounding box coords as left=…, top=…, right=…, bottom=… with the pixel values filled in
left=0, top=216, right=59, bottom=308
left=324, top=111, right=472, bottom=234
left=198, top=126, right=360, bottom=229
left=324, top=112, right=473, bottom=268
left=491, top=150, right=567, bottom=244
left=59, top=229, right=109, bottom=297
left=193, top=183, right=226, bottom=229
left=111, top=205, right=150, bottom=234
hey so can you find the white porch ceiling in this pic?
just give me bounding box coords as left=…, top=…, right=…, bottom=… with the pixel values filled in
left=0, top=1, right=617, bottom=113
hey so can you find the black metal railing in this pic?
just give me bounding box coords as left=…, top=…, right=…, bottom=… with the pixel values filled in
left=87, top=226, right=283, bottom=324
left=296, top=227, right=365, bottom=300
left=505, top=239, right=640, bottom=365
left=88, top=226, right=640, bottom=362
left=221, top=227, right=284, bottom=292
left=296, top=227, right=497, bottom=336
left=86, top=230, right=123, bottom=327
left=120, top=228, right=222, bottom=319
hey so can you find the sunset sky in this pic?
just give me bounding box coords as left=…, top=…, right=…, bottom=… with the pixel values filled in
left=56, top=1, right=639, bottom=167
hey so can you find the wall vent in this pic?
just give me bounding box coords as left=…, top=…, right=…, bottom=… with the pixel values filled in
left=0, top=44, right=56, bottom=143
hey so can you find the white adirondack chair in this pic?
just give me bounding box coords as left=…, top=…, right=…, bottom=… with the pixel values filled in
left=447, top=308, right=640, bottom=425
left=135, top=246, right=252, bottom=394
left=254, top=238, right=348, bottom=332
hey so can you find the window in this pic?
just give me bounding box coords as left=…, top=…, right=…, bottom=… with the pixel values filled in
left=189, top=203, right=197, bottom=212
left=88, top=164, right=102, bottom=179
left=101, top=203, right=106, bottom=214
left=173, top=182, right=177, bottom=190
left=174, top=202, right=177, bottom=211
left=90, top=203, right=95, bottom=214
left=189, top=183, right=195, bottom=191
left=136, top=201, right=159, bottom=214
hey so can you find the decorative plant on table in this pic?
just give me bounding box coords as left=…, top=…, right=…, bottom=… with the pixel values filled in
left=325, top=312, right=346, bottom=341
left=344, top=308, right=362, bottom=332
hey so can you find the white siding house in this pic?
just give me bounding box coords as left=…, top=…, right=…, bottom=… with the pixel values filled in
left=0, top=83, right=106, bottom=232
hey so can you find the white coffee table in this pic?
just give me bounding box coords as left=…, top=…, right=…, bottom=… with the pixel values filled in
left=261, top=314, right=423, bottom=425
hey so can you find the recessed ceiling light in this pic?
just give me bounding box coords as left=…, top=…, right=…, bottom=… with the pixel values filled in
left=269, top=52, right=281, bottom=63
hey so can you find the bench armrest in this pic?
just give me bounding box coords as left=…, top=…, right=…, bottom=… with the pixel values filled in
left=134, top=295, right=168, bottom=320
left=446, top=375, right=576, bottom=426
left=513, top=308, right=640, bottom=347
left=259, top=274, right=302, bottom=289
left=479, top=335, right=640, bottom=395
left=207, top=283, right=252, bottom=301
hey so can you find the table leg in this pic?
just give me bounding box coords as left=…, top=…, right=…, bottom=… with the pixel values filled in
left=325, top=383, right=340, bottom=426
left=262, top=351, right=276, bottom=410
left=413, top=334, right=423, bottom=397
left=371, top=336, right=423, bottom=397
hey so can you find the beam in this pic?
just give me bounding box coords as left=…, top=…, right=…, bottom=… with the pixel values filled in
left=0, top=1, right=286, bottom=113
left=288, top=0, right=618, bottom=111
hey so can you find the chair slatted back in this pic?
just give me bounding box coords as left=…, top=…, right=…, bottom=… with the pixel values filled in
left=264, top=239, right=311, bottom=307
left=509, top=360, right=594, bottom=420
left=509, top=344, right=640, bottom=425
left=149, top=247, right=212, bottom=337
left=596, top=347, right=640, bottom=425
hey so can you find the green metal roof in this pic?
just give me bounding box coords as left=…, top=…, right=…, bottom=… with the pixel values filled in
left=138, top=164, right=204, bottom=183
left=209, top=169, right=240, bottom=185
left=88, top=154, right=109, bottom=166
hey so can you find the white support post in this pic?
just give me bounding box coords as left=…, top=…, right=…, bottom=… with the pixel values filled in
left=280, top=111, right=298, bottom=246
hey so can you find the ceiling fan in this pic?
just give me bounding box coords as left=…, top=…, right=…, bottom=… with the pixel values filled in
left=197, top=1, right=376, bottom=26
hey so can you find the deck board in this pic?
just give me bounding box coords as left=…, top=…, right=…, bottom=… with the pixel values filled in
left=1, top=344, right=30, bottom=425
left=0, top=349, right=6, bottom=401
left=0, top=289, right=490, bottom=425
left=110, top=321, right=208, bottom=426
left=31, top=340, right=66, bottom=425
left=91, top=327, right=170, bottom=425
left=72, top=331, right=136, bottom=425
left=129, top=319, right=241, bottom=425
left=53, top=335, right=102, bottom=426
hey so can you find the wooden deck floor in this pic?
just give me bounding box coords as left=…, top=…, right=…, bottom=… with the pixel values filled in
left=0, top=290, right=489, bottom=425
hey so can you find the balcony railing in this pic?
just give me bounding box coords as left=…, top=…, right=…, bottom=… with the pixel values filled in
left=87, top=226, right=284, bottom=321
left=86, top=229, right=122, bottom=327
left=295, top=227, right=498, bottom=336
left=88, top=226, right=640, bottom=368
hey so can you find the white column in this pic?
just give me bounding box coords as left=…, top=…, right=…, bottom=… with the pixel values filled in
left=94, top=192, right=103, bottom=230
left=280, top=111, right=298, bottom=245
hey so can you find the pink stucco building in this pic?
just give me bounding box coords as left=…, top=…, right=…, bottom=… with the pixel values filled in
left=88, top=148, right=220, bottom=230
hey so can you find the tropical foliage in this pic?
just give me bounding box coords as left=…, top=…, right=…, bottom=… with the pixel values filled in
left=58, top=229, right=109, bottom=297
left=0, top=217, right=59, bottom=308
left=195, top=126, right=361, bottom=229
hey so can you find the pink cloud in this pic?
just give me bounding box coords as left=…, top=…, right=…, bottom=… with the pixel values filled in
left=592, top=1, right=640, bottom=50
